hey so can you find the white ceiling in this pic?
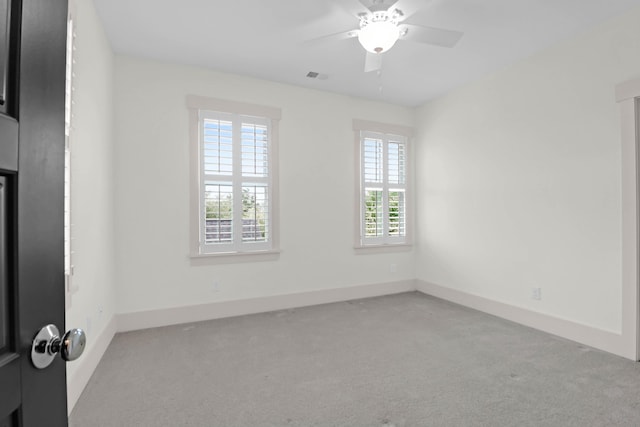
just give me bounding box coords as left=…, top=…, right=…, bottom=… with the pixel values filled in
left=93, top=0, right=640, bottom=107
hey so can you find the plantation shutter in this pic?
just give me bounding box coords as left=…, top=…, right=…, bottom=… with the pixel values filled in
left=360, top=131, right=407, bottom=245
left=200, top=111, right=272, bottom=253
left=64, top=12, right=77, bottom=303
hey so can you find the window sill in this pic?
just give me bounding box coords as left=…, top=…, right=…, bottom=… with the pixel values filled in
left=190, top=249, right=280, bottom=265
left=354, top=244, right=412, bottom=254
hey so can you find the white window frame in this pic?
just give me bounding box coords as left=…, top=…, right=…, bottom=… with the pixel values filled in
left=353, top=119, right=413, bottom=252
left=187, top=95, right=281, bottom=262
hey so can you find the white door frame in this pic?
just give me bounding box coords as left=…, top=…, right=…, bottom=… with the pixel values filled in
left=617, top=78, right=640, bottom=361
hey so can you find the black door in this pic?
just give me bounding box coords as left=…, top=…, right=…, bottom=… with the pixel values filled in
left=0, top=0, right=69, bottom=425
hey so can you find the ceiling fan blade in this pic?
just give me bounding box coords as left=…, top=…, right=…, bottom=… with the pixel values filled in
left=387, top=0, right=430, bottom=21
left=304, top=28, right=359, bottom=46
left=364, top=51, right=383, bottom=73
left=400, top=24, right=463, bottom=48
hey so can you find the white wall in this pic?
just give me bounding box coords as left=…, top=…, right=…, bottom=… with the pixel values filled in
left=415, top=8, right=640, bottom=335
left=64, top=0, right=117, bottom=410
left=113, top=56, right=415, bottom=315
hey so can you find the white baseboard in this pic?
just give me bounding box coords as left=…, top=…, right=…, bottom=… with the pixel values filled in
left=416, top=280, right=635, bottom=360
left=69, top=278, right=632, bottom=416
left=67, top=314, right=117, bottom=414
left=117, top=280, right=416, bottom=333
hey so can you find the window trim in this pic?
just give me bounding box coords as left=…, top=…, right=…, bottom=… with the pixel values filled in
left=353, top=119, right=413, bottom=253
left=187, top=95, right=281, bottom=261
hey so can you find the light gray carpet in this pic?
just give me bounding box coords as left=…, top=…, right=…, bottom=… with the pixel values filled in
left=70, top=292, right=640, bottom=426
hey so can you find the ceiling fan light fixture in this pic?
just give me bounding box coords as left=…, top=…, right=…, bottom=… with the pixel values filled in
left=358, top=19, right=400, bottom=54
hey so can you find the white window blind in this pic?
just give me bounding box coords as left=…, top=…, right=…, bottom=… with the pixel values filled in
left=199, top=111, right=272, bottom=253
left=360, top=131, right=408, bottom=245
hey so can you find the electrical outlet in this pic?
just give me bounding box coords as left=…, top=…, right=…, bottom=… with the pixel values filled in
left=212, top=281, right=220, bottom=292
left=531, top=287, right=542, bottom=301
left=390, top=264, right=397, bottom=273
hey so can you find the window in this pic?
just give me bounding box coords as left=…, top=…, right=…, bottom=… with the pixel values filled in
left=188, top=96, right=281, bottom=258
left=64, top=2, right=77, bottom=306
left=354, top=120, right=412, bottom=249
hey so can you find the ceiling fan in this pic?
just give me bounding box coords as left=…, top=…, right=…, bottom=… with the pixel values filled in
left=313, top=0, right=464, bottom=73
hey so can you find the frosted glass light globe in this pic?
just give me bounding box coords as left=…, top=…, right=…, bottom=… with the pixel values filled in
left=358, top=20, right=400, bottom=54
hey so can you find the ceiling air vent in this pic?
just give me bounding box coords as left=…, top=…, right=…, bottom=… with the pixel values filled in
left=306, top=71, right=328, bottom=80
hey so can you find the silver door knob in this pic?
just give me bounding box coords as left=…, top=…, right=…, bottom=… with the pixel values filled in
left=31, top=324, right=87, bottom=369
